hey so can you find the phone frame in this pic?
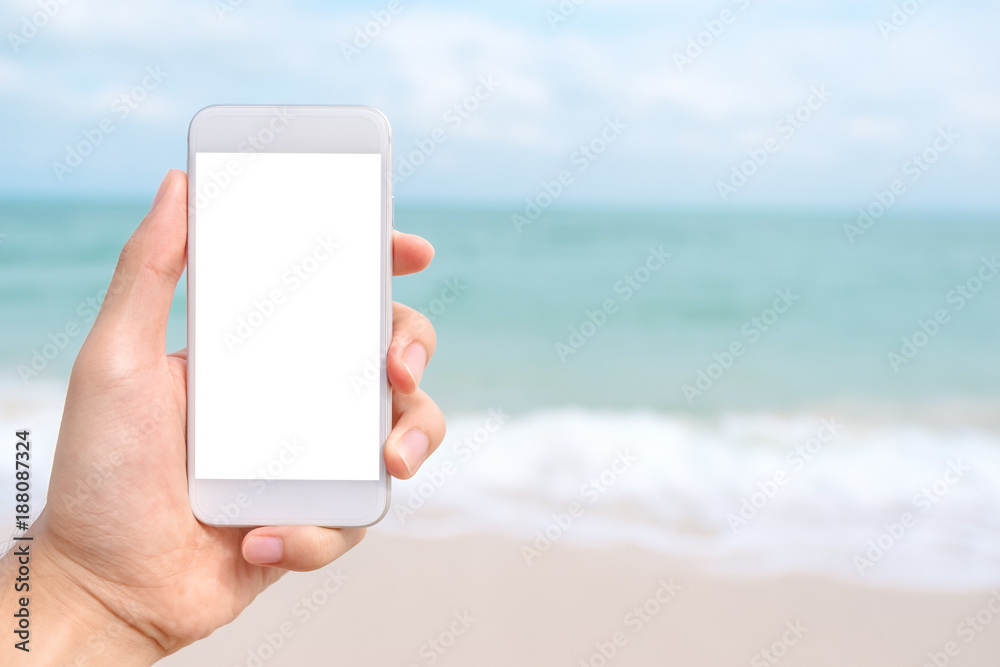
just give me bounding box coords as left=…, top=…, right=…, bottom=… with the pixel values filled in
left=186, top=105, right=392, bottom=527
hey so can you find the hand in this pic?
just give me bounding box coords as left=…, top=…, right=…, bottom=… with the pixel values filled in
left=0, top=169, right=445, bottom=664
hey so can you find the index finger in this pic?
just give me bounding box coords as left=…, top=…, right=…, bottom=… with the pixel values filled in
left=393, top=231, right=434, bottom=276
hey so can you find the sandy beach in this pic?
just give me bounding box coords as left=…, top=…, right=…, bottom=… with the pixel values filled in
left=159, top=532, right=1000, bottom=666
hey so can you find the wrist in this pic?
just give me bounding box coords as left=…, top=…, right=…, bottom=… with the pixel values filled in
left=1, top=520, right=167, bottom=666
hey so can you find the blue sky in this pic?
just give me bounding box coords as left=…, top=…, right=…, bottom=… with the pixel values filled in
left=1, top=0, right=998, bottom=210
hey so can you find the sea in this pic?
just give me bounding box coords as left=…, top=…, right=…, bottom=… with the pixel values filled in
left=2, top=201, right=999, bottom=590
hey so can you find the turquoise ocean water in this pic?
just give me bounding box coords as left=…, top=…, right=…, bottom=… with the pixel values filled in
left=2, top=201, right=1000, bottom=588
left=6, top=202, right=999, bottom=412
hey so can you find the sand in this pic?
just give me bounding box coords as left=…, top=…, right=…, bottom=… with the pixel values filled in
left=159, top=532, right=1000, bottom=666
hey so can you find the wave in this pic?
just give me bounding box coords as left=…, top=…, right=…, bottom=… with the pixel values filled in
left=4, top=380, right=999, bottom=589
left=385, top=407, right=1000, bottom=590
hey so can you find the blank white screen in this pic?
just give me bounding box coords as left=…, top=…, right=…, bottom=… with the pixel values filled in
left=193, top=152, right=382, bottom=481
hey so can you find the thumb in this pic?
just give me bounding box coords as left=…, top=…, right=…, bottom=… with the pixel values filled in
left=87, top=169, right=187, bottom=370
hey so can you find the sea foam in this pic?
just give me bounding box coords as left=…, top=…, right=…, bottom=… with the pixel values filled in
left=386, top=408, right=1000, bottom=590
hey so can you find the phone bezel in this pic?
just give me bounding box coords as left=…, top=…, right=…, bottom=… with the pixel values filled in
left=186, top=105, right=392, bottom=527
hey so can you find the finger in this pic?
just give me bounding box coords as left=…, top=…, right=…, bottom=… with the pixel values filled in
left=387, top=303, right=437, bottom=394
left=87, top=169, right=187, bottom=369
left=242, top=525, right=366, bottom=571
left=385, top=389, right=446, bottom=479
left=393, top=231, right=434, bottom=276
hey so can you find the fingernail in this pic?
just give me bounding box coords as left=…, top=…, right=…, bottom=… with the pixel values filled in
left=397, top=429, right=429, bottom=475
left=244, top=536, right=283, bottom=565
left=149, top=171, right=171, bottom=212
left=403, top=342, right=427, bottom=388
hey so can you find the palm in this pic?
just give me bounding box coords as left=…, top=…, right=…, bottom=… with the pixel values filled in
left=43, top=349, right=284, bottom=647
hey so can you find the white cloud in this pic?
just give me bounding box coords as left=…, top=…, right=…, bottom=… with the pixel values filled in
left=0, top=0, right=997, bottom=208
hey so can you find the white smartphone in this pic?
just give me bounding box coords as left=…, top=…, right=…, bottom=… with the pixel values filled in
left=186, top=105, right=392, bottom=527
